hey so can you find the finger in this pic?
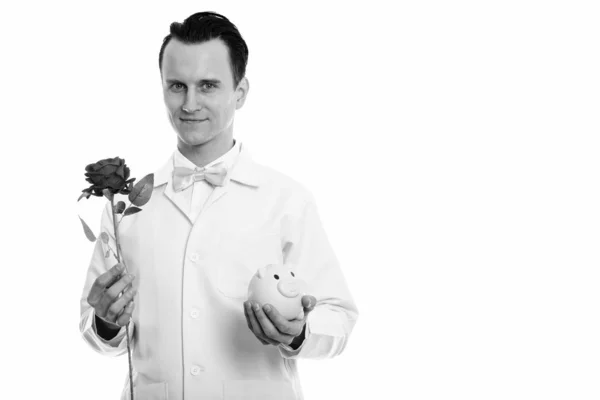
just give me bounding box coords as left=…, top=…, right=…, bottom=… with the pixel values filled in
left=115, top=299, right=135, bottom=326
left=244, top=302, right=258, bottom=331
left=106, top=285, right=137, bottom=322
left=263, top=304, right=303, bottom=337
left=254, top=303, right=294, bottom=345
left=302, top=295, right=317, bottom=313
left=95, top=274, right=135, bottom=318
left=95, top=281, right=132, bottom=320
left=247, top=302, right=274, bottom=345
left=246, top=302, right=270, bottom=345
left=87, top=263, right=125, bottom=306
left=243, top=302, right=254, bottom=332
left=98, top=263, right=126, bottom=289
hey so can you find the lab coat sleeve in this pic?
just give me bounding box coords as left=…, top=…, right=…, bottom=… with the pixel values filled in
left=79, top=199, right=134, bottom=356
left=278, top=192, right=359, bottom=360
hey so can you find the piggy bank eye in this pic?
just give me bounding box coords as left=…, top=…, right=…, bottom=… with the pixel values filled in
left=274, top=274, right=279, bottom=280
left=290, top=272, right=295, bottom=277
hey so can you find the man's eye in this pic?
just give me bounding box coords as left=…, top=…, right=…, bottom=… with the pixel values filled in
left=201, top=83, right=216, bottom=91
left=171, top=83, right=185, bottom=91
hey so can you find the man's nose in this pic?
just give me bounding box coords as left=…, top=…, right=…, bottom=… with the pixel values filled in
left=182, top=91, right=200, bottom=112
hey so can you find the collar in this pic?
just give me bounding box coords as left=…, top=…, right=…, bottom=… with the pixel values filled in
left=173, top=139, right=240, bottom=171
left=153, top=141, right=261, bottom=188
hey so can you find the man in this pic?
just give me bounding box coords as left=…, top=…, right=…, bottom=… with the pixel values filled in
left=80, top=11, right=358, bottom=400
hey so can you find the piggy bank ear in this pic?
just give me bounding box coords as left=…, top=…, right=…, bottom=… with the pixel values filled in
left=257, top=266, right=268, bottom=279
left=283, top=262, right=295, bottom=270
left=281, top=263, right=296, bottom=279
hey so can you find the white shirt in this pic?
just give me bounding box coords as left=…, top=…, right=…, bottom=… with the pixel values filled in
left=171, top=140, right=240, bottom=224
left=79, top=142, right=359, bottom=400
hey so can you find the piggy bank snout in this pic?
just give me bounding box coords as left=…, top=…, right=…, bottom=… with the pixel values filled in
left=277, top=280, right=303, bottom=298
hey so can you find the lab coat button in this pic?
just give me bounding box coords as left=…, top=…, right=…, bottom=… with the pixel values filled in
left=191, top=365, right=202, bottom=375
left=189, top=253, right=200, bottom=263
left=190, top=309, right=200, bottom=319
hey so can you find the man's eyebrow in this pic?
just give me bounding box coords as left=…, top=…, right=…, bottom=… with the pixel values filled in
left=198, top=78, right=221, bottom=85
left=165, top=78, right=222, bottom=86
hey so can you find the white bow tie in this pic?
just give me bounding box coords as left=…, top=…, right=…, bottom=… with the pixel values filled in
left=172, top=164, right=228, bottom=192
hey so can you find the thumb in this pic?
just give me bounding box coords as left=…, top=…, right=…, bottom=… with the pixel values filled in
left=302, top=295, right=317, bottom=313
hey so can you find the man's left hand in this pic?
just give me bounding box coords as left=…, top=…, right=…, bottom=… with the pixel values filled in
left=243, top=295, right=317, bottom=347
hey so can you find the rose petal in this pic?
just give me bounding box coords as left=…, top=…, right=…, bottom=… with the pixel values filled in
left=116, top=164, right=125, bottom=178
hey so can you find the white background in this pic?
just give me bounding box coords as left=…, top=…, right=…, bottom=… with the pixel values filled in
left=0, top=0, right=599, bottom=399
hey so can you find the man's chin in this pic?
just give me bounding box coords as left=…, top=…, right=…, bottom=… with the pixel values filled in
left=176, top=130, right=215, bottom=147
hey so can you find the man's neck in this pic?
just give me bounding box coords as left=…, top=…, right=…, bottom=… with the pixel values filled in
left=177, top=133, right=235, bottom=168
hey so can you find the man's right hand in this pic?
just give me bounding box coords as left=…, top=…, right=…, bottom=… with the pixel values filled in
left=87, top=263, right=137, bottom=335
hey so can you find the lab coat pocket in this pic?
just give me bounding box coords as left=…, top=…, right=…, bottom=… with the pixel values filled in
left=217, top=232, right=282, bottom=299
left=223, top=380, right=297, bottom=400
left=123, top=381, right=168, bottom=400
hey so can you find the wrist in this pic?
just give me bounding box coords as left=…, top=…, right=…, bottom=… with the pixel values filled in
left=96, top=314, right=121, bottom=330
left=289, top=324, right=307, bottom=350
left=94, top=314, right=122, bottom=340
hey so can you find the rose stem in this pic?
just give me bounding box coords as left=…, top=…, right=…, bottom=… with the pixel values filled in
left=110, top=197, right=135, bottom=400
left=105, top=243, right=118, bottom=259
left=118, top=201, right=134, bottom=225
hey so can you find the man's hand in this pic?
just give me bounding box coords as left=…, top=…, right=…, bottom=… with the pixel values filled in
left=243, top=295, right=317, bottom=347
left=87, top=263, right=137, bottom=329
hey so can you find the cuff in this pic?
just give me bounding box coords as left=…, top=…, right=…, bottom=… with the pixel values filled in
left=92, top=311, right=129, bottom=347
left=80, top=307, right=133, bottom=356
left=278, top=317, right=312, bottom=358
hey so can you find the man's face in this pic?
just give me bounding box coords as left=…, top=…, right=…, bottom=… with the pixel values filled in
left=161, top=38, right=248, bottom=148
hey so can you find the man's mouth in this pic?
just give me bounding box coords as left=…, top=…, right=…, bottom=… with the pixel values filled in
left=180, top=118, right=208, bottom=123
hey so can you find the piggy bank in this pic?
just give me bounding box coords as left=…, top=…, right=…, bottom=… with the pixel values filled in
left=247, top=263, right=309, bottom=320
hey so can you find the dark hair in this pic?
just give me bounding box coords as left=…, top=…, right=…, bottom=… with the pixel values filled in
left=159, top=11, right=249, bottom=88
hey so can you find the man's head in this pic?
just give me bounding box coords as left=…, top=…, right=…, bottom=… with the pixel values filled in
left=159, top=12, right=249, bottom=151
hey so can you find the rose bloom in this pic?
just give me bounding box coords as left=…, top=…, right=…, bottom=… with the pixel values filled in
left=82, top=157, right=135, bottom=198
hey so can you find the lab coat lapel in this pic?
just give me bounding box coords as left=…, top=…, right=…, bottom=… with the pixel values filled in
left=152, top=143, right=262, bottom=220
left=153, top=154, right=193, bottom=223
left=202, top=142, right=261, bottom=210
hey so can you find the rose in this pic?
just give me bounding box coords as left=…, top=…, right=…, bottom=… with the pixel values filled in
left=81, top=157, right=136, bottom=199
left=77, top=157, right=153, bottom=400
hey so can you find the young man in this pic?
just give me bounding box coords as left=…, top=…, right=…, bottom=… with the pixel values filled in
left=79, top=11, right=358, bottom=400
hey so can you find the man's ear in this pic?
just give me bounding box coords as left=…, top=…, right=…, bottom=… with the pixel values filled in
left=235, top=76, right=250, bottom=110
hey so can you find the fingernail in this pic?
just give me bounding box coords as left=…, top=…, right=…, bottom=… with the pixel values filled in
left=253, top=303, right=260, bottom=311
left=264, top=305, right=271, bottom=312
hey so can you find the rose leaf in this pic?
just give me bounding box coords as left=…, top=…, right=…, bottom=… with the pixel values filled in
left=128, top=173, right=154, bottom=207
left=100, top=232, right=110, bottom=244
left=78, top=216, right=97, bottom=242
left=115, top=201, right=126, bottom=214
left=77, top=191, right=91, bottom=202
left=123, top=206, right=142, bottom=217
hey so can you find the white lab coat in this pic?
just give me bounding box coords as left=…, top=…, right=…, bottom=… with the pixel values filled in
left=79, top=143, right=359, bottom=400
